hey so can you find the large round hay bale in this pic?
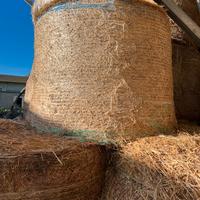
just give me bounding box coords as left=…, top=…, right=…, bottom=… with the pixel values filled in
left=25, top=0, right=176, bottom=142
left=0, top=119, right=106, bottom=200
left=172, top=42, right=200, bottom=121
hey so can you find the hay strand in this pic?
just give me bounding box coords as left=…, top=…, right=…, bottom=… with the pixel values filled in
left=102, top=126, right=200, bottom=200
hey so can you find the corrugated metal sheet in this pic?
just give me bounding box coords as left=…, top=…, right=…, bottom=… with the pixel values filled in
left=0, top=75, right=28, bottom=84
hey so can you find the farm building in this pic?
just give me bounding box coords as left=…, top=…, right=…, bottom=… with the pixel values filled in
left=0, top=74, right=27, bottom=108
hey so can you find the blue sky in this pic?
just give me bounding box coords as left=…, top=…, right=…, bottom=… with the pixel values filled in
left=0, top=1, right=33, bottom=76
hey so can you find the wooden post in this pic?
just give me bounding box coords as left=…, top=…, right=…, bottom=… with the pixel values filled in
left=196, top=0, right=200, bottom=12
left=24, top=0, right=33, bottom=6
left=160, top=0, right=200, bottom=47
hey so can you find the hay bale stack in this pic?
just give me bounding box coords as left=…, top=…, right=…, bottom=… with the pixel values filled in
left=25, top=0, right=176, bottom=142
left=0, top=119, right=106, bottom=200
left=102, top=134, right=200, bottom=200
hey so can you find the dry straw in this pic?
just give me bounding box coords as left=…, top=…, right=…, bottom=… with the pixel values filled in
left=25, top=0, right=176, bottom=142
left=0, top=119, right=106, bottom=200
left=102, top=125, right=200, bottom=200
left=32, top=0, right=157, bottom=21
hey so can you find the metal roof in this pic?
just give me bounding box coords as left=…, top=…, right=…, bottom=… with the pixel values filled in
left=0, top=75, right=28, bottom=84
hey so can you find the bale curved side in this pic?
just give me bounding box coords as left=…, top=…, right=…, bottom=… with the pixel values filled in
left=32, top=0, right=158, bottom=22
left=25, top=0, right=176, bottom=142
left=0, top=119, right=106, bottom=200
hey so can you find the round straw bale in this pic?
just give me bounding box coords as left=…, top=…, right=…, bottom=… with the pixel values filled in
left=25, top=0, right=176, bottom=142
left=0, top=119, right=106, bottom=200
left=172, top=42, right=200, bottom=121
left=102, top=133, right=200, bottom=200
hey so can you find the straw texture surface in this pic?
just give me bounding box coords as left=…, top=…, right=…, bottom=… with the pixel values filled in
left=25, top=0, right=176, bottom=142
left=32, top=0, right=157, bottom=21
left=102, top=127, right=200, bottom=200
left=0, top=119, right=106, bottom=200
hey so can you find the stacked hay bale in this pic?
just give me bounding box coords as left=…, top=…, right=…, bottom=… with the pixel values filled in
left=171, top=0, right=200, bottom=121
left=22, top=0, right=186, bottom=199
left=0, top=119, right=106, bottom=200
left=25, top=0, right=176, bottom=142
